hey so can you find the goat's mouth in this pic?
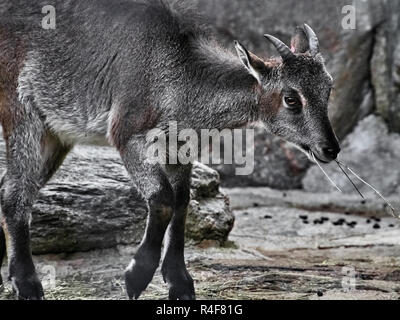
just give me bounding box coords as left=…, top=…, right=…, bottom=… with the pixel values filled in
left=287, top=142, right=333, bottom=164
left=299, top=145, right=330, bottom=164
left=310, top=150, right=330, bottom=164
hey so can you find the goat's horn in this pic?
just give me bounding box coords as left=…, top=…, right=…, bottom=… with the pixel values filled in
left=264, top=34, right=295, bottom=62
left=303, top=24, right=319, bottom=55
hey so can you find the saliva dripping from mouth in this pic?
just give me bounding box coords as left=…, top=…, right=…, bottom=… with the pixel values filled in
left=307, top=150, right=399, bottom=220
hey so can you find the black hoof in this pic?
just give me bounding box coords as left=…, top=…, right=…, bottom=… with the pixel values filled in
left=168, top=281, right=196, bottom=300
left=10, top=274, right=44, bottom=300
left=124, top=258, right=158, bottom=300
left=162, top=266, right=196, bottom=300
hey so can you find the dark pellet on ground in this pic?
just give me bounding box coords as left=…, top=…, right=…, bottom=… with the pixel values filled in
left=300, top=215, right=308, bottom=220
left=360, top=274, right=374, bottom=280
left=389, top=224, right=395, bottom=228
left=317, top=291, right=323, bottom=297
left=366, top=219, right=371, bottom=224
left=313, top=219, right=322, bottom=225
left=361, top=200, right=366, bottom=205
left=333, top=221, right=344, bottom=226
left=253, top=203, right=259, bottom=207
left=303, top=221, right=309, bottom=224
left=345, top=212, right=350, bottom=216
left=373, top=224, right=381, bottom=229
left=263, top=215, right=272, bottom=219
left=374, top=218, right=381, bottom=222
left=346, top=221, right=357, bottom=228
left=321, top=217, right=329, bottom=222
left=242, top=212, right=249, bottom=216
left=282, top=193, right=287, bottom=198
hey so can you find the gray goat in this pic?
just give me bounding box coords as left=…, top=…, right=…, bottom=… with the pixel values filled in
left=0, top=0, right=340, bottom=299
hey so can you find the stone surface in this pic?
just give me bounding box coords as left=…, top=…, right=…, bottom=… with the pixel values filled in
left=225, top=186, right=400, bottom=218
left=2, top=187, right=399, bottom=300
left=187, top=195, right=233, bottom=244
left=0, top=137, right=234, bottom=254
left=390, top=33, right=400, bottom=131
left=303, top=115, right=400, bottom=197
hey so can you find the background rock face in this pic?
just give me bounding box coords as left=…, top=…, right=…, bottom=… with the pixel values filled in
left=212, top=132, right=310, bottom=188
left=0, top=138, right=234, bottom=254
left=188, top=0, right=400, bottom=190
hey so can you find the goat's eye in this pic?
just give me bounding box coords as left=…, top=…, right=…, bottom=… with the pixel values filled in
left=284, top=97, right=301, bottom=109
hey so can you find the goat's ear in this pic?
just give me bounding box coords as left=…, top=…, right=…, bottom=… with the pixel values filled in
left=291, top=24, right=320, bottom=55
left=234, top=41, right=264, bottom=83
left=290, top=27, right=309, bottom=54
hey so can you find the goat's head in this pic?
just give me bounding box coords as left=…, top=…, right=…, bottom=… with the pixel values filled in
left=235, top=24, right=340, bottom=163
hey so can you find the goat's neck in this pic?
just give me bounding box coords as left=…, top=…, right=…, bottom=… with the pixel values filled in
left=186, top=41, right=262, bottom=131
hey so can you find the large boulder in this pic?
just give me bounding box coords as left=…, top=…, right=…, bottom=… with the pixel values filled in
left=388, top=30, right=400, bottom=131
left=0, top=137, right=234, bottom=254
left=187, top=0, right=399, bottom=188
left=303, top=115, right=400, bottom=197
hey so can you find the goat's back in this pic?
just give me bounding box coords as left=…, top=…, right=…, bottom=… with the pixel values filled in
left=0, top=0, right=207, bottom=145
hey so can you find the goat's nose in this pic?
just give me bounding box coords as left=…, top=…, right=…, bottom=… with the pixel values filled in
left=322, top=145, right=341, bottom=160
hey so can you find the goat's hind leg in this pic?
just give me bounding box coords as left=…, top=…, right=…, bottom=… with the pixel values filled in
left=1, top=119, right=70, bottom=299
left=0, top=174, right=6, bottom=290
left=161, top=164, right=195, bottom=300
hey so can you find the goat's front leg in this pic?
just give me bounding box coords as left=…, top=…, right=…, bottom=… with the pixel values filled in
left=120, top=138, right=174, bottom=300
left=161, top=164, right=195, bottom=300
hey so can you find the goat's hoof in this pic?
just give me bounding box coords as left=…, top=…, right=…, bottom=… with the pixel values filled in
left=125, top=259, right=157, bottom=300
left=168, top=280, right=196, bottom=300
left=10, top=274, right=44, bottom=300
left=163, top=268, right=196, bottom=300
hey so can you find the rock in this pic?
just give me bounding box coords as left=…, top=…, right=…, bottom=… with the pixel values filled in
left=303, top=115, right=400, bottom=196
left=190, top=162, right=220, bottom=198
left=225, top=186, right=400, bottom=218
left=187, top=195, right=234, bottom=244
left=0, top=136, right=234, bottom=254
left=389, top=33, right=400, bottom=131
left=369, top=0, right=400, bottom=132
left=371, top=26, right=391, bottom=122
left=4, top=185, right=400, bottom=300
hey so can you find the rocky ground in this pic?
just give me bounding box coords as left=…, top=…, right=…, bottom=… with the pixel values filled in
left=2, top=187, right=399, bottom=300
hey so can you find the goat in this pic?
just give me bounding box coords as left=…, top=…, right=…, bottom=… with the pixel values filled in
left=0, top=0, right=340, bottom=300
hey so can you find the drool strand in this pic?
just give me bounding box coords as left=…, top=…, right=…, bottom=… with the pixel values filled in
left=335, top=160, right=365, bottom=199
left=311, top=152, right=342, bottom=193
left=336, top=160, right=400, bottom=220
